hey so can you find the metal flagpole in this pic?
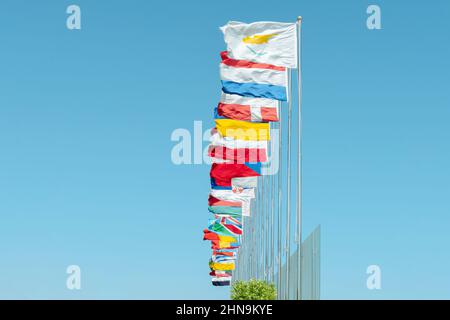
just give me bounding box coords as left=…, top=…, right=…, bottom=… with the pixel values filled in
left=266, top=174, right=269, bottom=281
left=263, top=174, right=267, bottom=281
left=253, top=199, right=257, bottom=279
left=261, top=178, right=264, bottom=280
left=255, top=179, right=258, bottom=280
left=249, top=202, right=253, bottom=279
left=255, top=197, right=258, bottom=281
left=285, top=68, right=293, bottom=299
left=258, top=178, right=262, bottom=280
left=277, top=101, right=283, bottom=299
left=261, top=177, right=264, bottom=280
left=266, top=172, right=271, bottom=281
left=246, top=215, right=249, bottom=281
left=270, top=153, right=275, bottom=283
left=264, top=174, right=268, bottom=281
left=295, top=16, right=303, bottom=300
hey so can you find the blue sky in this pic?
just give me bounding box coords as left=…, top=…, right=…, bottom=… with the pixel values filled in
left=0, top=0, right=449, bottom=299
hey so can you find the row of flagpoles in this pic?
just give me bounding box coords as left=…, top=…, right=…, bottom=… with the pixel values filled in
left=203, top=18, right=303, bottom=296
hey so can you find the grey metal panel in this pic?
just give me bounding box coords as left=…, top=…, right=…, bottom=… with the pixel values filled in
left=275, top=225, right=321, bottom=300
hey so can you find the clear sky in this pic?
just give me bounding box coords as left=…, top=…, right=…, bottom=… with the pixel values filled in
left=0, top=0, right=449, bottom=299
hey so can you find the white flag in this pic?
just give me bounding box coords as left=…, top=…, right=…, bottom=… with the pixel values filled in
left=220, top=21, right=297, bottom=68
left=231, top=177, right=258, bottom=189
left=210, top=188, right=255, bottom=202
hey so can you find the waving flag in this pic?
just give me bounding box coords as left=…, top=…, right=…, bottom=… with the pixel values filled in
left=211, top=239, right=240, bottom=250
left=209, top=260, right=235, bottom=271
left=215, top=119, right=270, bottom=141
left=208, top=216, right=242, bottom=235
left=212, top=278, right=231, bottom=286
left=210, top=188, right=255, bottom=202
left=232, top=177, right=258, bottom=189
left=203, top=229, right=239, bottom=242
left=212, top=249, right=236, bottom=257
left=210, top=189, right=254, bottom=218
left=210, top=270, right=233, bottom=277
left=211, top=177, right=257, bottom=194
left=210, top=129, right=268, bottom=149
left=207, top=221, right=239, bottom=236
left=220, top=21, right=297, bottom=68
left=208, top=205, right=242, bottom=215
left=211, top=177, right=233, bottom=191
left=216, top=216, right=242, bottom=235
left=208, top=145, right=267, bottom=163
left=209, top=129, right=268, bottom=163
left=207, top=223, right=236, bottom=236
left=220, top=51, right=287, bottom=101
left=211, top=254, right=236, bottom=263
left=216, top=92, right=279, bottom=122
left=210, top=162, right=261, bottom=187
left=208, top=195, right=242, bottom=207
left=209, top=196, right=241, bottom=207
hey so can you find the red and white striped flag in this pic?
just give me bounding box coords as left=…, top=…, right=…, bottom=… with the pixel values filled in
left=216, top=92, right=279, bottom=122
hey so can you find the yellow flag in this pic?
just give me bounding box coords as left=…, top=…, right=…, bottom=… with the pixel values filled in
left=215, top=119, right=270, bottom=141
left=214, top=240, right=236, bottom=249
left=209, top=261, right=235, bottom=271
left=217, top=234, right=238, bottom=243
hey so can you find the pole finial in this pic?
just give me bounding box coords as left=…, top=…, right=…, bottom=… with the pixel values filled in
left=297, top=16, right=302, bottom=22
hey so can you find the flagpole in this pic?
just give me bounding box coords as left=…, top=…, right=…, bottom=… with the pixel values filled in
left=259, top=178, right=263, bottom=280
left=264, top=174, right=268, bottom=281
left=296, top=16, right=303, bottom=300
left=253, top=199, right=256, bottom=279
left=259, top=184, right=262, bottom=282
left=265, top=174, right=269, bottom=281
left=255, top=194, right=258, bottom=280
left=285, top=68, right=293, bottom=299
left=277, top=102, right=283, bottom=299
left=271, top=154, right=275, bottom=283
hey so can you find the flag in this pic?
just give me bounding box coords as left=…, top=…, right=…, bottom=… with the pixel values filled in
left=232, top=177, right=258, bottom=189
left=209, top=216, right=242, bottom=235
left=211, top=177, right=234, bottom=191
left=208, top=145, right=267, bottom=163
left=208, top=205, right=242, bottom=215
left=210, top=162, right=261, bottom=187
left=216, top=92, right=279, bottom=122
left=203, top=229, right=238, bottom=242
left=208, top=195, right=242, bottom=207
left=209, top=129, right=268, bottom=163
left=211, top=254, right=236, bottom=263
left=210, top=188, right=255, bottom=202
left=210, top=176, right=256, bottom=194
left=211, top=239, right=240, bottom=250
left=210, top=129, right=268, bottom=149
left=215, top=119, right=270, bottom=141
left=220, top=51, right=287, bottom=101
left=210, top=189, right=254, bottom=217
left=212, top=278, right=231, bottom=286
left=213, top=215, right=242, bottom=226
left=212, top=249, right=236, bottom=257
left=209, top=260, right=235, bottom=271
left=207, top=221, right=239, bottom=237
left=210, top=270, right=233, bottom=277
left=220, top=21, right=297, bottom=68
